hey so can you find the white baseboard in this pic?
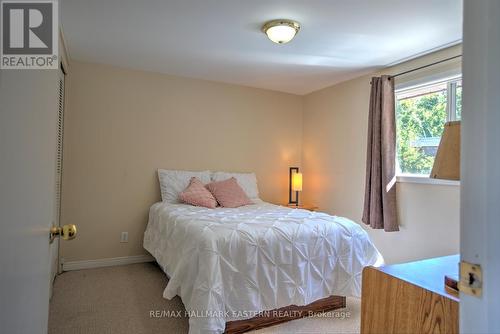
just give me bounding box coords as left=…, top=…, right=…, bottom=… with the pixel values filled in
left=62, top=254, right=155, bottom=271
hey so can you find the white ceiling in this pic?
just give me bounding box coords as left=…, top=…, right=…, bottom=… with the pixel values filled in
left=61, top=0, right=463, bottom=95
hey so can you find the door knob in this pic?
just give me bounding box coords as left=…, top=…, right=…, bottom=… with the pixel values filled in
left=50, top=224, right=77, bottom=243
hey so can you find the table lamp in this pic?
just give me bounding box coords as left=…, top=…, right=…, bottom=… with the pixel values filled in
left=289, top=167, right=302, bottom=206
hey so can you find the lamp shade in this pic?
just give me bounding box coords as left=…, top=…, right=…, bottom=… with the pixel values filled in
left=431, top=121, right=460, bottom=180
left=292, top=172, right=303, bottom=191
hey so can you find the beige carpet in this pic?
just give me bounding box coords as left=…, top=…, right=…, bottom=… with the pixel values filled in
left=49, top=263, right=360, bottom=334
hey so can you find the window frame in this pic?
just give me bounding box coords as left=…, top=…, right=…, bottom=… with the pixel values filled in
left=394, top=74, right=462, bottom=186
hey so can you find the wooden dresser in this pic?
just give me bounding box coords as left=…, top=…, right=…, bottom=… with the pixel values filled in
left=361, top=255, right=459, bottom=334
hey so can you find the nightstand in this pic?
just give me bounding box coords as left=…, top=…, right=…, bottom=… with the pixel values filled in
left=284, top=204, right=319, bottom=211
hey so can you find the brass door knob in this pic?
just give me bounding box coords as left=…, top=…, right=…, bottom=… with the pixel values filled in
left=50, top=224, right=77, bottom=243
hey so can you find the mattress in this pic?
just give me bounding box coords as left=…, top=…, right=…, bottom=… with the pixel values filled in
left=143, top=200, right=383, bottom=334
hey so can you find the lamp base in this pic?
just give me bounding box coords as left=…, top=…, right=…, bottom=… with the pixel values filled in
left=284, top=204, right=319, bottom=211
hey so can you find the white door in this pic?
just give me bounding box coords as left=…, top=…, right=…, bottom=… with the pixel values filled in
left=461, top=0, right=500, bottom=333
left=0, top=67, right=61, bottom=333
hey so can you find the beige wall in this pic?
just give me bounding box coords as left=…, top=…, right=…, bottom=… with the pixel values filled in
left=60, top=61, right=303, bottom=262
left=302, top=45, right=461, bottom=264
left=62, top=46, right=462, bottom=264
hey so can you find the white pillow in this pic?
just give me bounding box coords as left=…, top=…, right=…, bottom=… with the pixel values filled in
left=158, top=169, right=211, bottom=203
left=211, top=171, right=259, bottom=199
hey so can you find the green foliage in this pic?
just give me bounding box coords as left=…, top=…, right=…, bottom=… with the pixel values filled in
left=396, top=91, right=447, bottom=174
left=456, top=86, right=462, bottom=119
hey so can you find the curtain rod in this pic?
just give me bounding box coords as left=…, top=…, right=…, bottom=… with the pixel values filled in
left=390, top=54, right=462, bottom=79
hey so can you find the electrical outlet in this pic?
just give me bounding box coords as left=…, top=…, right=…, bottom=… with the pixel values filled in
left=120, top=232, right=128, bottom=243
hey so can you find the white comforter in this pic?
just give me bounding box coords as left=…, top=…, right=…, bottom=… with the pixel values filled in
left=143, top=201, right=383, bottom=334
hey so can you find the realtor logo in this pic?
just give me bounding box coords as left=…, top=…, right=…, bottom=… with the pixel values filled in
left=1, top=0, right=58, bottom=69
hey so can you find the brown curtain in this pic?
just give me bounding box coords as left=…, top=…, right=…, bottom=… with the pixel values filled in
left=362, top=75, right=398, bottom=232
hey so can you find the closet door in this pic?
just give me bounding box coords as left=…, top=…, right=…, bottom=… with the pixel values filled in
left=50, top=68, right=66, bottom=292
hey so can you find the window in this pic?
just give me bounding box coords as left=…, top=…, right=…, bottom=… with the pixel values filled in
left=396, top=76, right=462, bottom=176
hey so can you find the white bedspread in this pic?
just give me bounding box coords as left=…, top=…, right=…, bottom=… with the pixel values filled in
left=143, top=201, right=383, bottom=334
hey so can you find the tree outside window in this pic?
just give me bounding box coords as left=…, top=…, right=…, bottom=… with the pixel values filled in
left=396, top=78, right=462, bottom=175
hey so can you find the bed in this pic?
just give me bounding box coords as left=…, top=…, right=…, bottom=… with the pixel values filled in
left=143, top=199, right=383, bottom=334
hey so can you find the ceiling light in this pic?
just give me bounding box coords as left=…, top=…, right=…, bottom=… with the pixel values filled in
left=262, top=19, right=300, bottom=44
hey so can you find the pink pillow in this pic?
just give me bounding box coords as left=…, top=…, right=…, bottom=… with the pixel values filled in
left=179, top=177, right=217, bottom=208
left=206, top=177, right=253, bottom=208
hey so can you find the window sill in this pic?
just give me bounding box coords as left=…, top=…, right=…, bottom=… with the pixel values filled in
left=396, top=175, right=460, bottom=186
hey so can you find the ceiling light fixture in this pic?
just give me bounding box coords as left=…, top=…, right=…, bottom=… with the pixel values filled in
left=262, top=19, right=300, bottom=44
